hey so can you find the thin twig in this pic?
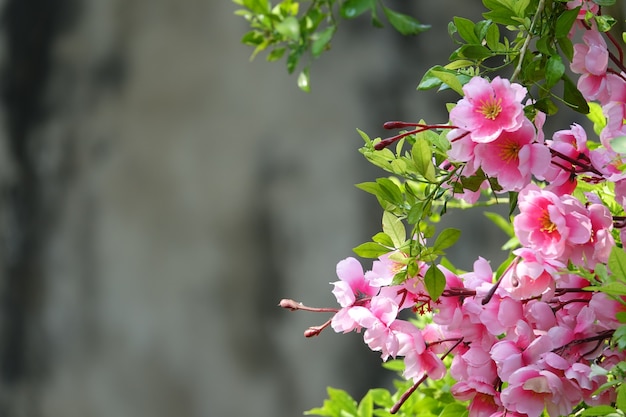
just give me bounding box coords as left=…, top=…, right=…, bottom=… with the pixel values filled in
left=511, top=0, right=546, bottom=82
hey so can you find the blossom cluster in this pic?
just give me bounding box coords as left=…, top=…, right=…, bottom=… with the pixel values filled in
left=283, top=3, right=626, bottom=417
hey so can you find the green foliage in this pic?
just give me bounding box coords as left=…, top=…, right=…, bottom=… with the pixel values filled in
left=306, top=361, right=466, bottom=417
left=233, top=0, right=429, bottom=90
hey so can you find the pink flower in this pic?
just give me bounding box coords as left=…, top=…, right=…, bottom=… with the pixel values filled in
left=567, top=0, right=599, bottom=19
left=501, top=249, right=563, bottom=300
left=544, top=124, right=590, bottom=195
left=474, top=118, right=550, bottom=192
left=500, top=366, right=580, bottom=417
left=571, top=30, right=608, bottom=76
left=330, top=257, right=378, bottom=333
left=396, top=326, right=446, bottom=382
left=449, top=76, right=527, bottom=143
left=514, top=185, right=592, bottom=262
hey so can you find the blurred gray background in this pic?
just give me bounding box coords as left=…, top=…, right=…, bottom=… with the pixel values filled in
left=0, top=1, right=519, bottom=416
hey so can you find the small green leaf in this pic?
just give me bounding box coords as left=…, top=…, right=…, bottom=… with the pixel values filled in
left=353, top=242, right=390, bottom=258
left=433, top=228, right=461, bottom=251
left=311, top=27, right=335, bottom=58
left=595, top=15, right=616, bottom=32
left=453, top=16, right=479, bottom=44
left=556, top=7, right=580, bottom=38
left=266, top=47, right=286, bottom=62
left=275, top=16, right=300, bottom=42
left=587, top=102, right=607, bottom=135
left=382, top=6, right=430, bottom=36
left=340, top=0, right=374, bottom=19
left=412, top=138, right=437, bottom=182
left=424, top=264, right=446, bottom=301
left=357, top=389, right=373, bottom=417
left=616, top=384, right=626, bottom=413
left=372, top=232, right=394, bottom=247
left=457, top=44, right=493, bottom=61
left=439, top=403, right=469, bottom=417
left=585, top=282, right=626, bottom=297
left=298, top=67, right=311, bottom=92
left=376, top=177, right=403, bottom=206
left=545, top=54, right=565, bottom=88
left=382, top=211, right=406, bottom=248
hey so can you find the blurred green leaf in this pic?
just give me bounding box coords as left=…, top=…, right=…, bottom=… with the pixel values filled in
left=382, top=6, right=430, bottom=36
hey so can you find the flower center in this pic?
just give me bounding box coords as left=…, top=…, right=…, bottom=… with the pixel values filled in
left=498, top=138, right=521, bottom=163
left=539, top=210, right=557, bottom=234
left=478, top=97, right=503, bottom=120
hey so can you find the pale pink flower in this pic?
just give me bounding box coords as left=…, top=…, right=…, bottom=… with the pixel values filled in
left=501, top=248, right=563, bottom=300
left=330, top=257, right=378, bottom=333
left=396, top=326, right=446, bottom=381
left=474, top=118, right=550, bottom=192
left=571, top=30, right=608, bottom=76
left=348, top=296, right=403, bottom=360
left=569, top=203, right=614, bottom=266
left=514, top=185, right=592, bottom=261
left=449, top=76, right=527, bottom=143
left=500, top=366, right=579, bottom=417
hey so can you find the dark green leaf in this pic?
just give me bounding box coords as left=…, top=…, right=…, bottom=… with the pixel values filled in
left=508, top=191, right=519, bottom=217
left=286, top=48, right=302, bottom=73
left=563, top=74, right=590, bottom=114
left=311, top=27, right=335, bottom=57
left=534, top=97, right=559, bottom=116
left=382, top=6, right=430, bottom=36
left=546, top=55, right=565, bottom=88
left=340, top=0, right=374, bottom=19
left=485, top=23, right=500, bottom=50
left=424, top=265, right=446, bottom=301
left=418, top=65, right=446, bottom=90
left=555, top=7, right=580, bottom=38
left=376, top=177, right=403, bottom=205
left=558, top=36, right=574, bottom=62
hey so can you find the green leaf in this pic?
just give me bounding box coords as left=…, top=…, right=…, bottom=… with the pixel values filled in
left=485, top=23, right=500, bottom=50
left=562, top=74, right=590, bottom=114
left=545, top=54, right=565, bottom=88
left=585, top=282, right=626, bottom=297
left=353, top=242, right=390, bottom=258
left=610, top=136, right=626, bottom=154
left=580, top=405, right=620, bottom=416
left=376, top=177, right=403, bottom=206
left=424, top=264, right=446, bottom=301
left=555, top=7, right=581, bottom=38
left=372, top=232, right=394, bottom=247
left=382, top=211, right=406, bottom=248
left=266, top=47, right=286, bottom=62
left=595, top=15, right=616, bottom=32
left=457, top=44, right=493, bottom=61
left=453, top=16, right=479, bottom=44
left=243, top=0, right=271, bottom=14
left=439, top=403, right=469, bottom=417
left=617, top=384, right=626, bottom=413
left=311, top=27, right=335, bottom=57
left=275, top=16, right=300, bottom=42
left=298, top=67, right=311, bottom=92
left=382, top=6, right=430, bottom=36
left=357, top=389, right=373, bottom=417
left=340, top=0, right=374, bottom=19
left=587, top=102, right=607, bottom=135
left=355, top=181, right=381, bottom=197
left=433, top=228, right=461, bottom=251
left=412, top=138, right=437, bottom=182
left=431, top=69, right=464, bottom=96
left=592, top=0, right=616, bottom=5
left=609, top=246, right=626, bottom=282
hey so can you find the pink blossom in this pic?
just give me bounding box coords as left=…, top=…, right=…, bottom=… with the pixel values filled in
left=500, top=366, right=580, bottom=417
left=474, top=118, right=550, bottom=192
left=567, top=0, right=599, bottom=19
left=544, top=124, right=589, bottom=195
left=330, top=257, right=378, bottom=333
left=501, top=249, right=563, bottom=300
left=396, top=326, right=446, bottom=381
left=571, top=30, right=608, bottom=76
left=514, top=185, right=592, bottom=262
left=449, top=76, right=527, bottom=143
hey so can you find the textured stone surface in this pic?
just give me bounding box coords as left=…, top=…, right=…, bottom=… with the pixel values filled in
left=0, top=1, right=508, bottom=416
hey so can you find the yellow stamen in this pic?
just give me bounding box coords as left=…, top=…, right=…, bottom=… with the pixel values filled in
left=498, top=139, right=521, bottom=164
left=478, top=97, right=503, bottom=120
left=539, top=210, right=557, bottom=233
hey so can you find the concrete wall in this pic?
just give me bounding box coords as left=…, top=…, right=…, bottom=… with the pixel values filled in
left=0, top=1, right=506, bottom=417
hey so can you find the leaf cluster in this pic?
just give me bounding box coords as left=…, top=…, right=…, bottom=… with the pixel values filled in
left=233, top=0, right=430, bottom=91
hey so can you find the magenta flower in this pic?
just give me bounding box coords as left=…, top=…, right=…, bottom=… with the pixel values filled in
left=474, top=118, right=550, bottom=192
left=449, top=76, right=527, bottom=143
